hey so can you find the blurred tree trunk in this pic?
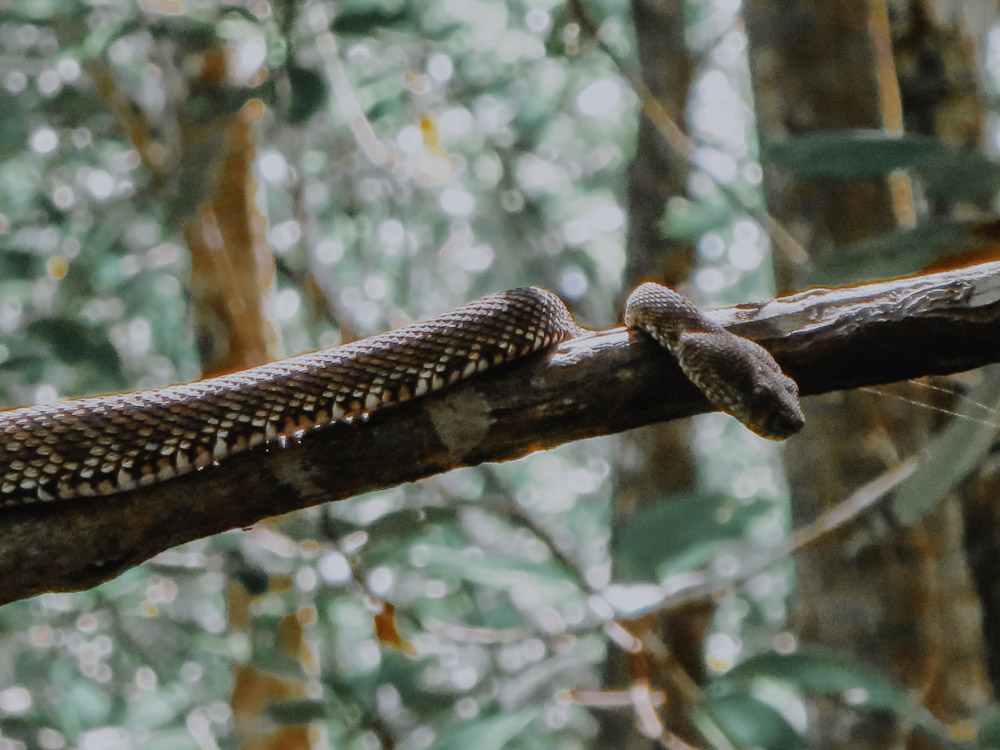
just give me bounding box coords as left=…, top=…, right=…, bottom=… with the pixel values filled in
left=890, top=0, right=989, bottom=149
left=183, top=100, right=278, bottom=375
left=84, top=34, right=319, bottom=748
left=596, top=2, right=704, bottom=747
left=171, top=49, right=319, bottom=750
left=889, top=0, right=1000, bottom=712
left=745, top=1, right=991, bottom=747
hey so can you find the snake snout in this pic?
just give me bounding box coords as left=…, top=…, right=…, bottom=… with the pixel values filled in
left=755, top=404, right=805, bottom=440
left=746, top=379, right=805, bottom=440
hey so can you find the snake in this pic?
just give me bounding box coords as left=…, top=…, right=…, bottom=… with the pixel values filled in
left=0, top=283, right=803, bottom=508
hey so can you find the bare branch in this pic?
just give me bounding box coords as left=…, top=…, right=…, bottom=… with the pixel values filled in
left=3, top=262, right=1000, bottom=604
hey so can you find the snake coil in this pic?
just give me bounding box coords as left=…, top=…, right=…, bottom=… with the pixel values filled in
left=0, top=283, right=802, bottom=507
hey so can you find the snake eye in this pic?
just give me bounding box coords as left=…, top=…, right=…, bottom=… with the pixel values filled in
left=748, top=382, right=805, bottom=439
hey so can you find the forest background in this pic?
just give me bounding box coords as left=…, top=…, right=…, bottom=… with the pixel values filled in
left=3, top=1, right=1000, bottom=749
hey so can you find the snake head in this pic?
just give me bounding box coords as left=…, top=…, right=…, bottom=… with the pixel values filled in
left=678, top=332, right=805, bottom=440
left=742, top=373, right=805, bottom=440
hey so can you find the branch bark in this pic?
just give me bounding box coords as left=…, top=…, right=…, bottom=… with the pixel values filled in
left=3, top=261, right=1000, bottom=605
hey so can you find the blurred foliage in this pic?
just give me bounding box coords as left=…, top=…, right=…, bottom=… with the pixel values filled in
left=767, top=130, right=945, bottom=179
left=0, top=0, right=636, bottom=747
left=768, top=129, right=1000, bottom=202
left=890, top=368, right=1000, bottom=525
left=769, top=128, right=1000, bottom=285
left=3, top=1, right=1000, bottom=749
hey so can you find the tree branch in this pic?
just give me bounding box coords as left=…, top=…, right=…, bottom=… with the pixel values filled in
left=3, top=261, right=1000, bottom=605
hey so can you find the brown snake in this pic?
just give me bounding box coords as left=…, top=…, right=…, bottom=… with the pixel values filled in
left=0, top=283, right=803, bottom=508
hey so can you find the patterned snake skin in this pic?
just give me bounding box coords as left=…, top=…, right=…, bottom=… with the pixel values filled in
left=0, top=283, right=803, bottom=507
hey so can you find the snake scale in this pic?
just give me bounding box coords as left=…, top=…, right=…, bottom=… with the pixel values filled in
left=0, top=283, right=803, bottom=508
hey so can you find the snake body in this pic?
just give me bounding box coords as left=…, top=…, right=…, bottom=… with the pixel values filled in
left=0, top=283, right=802, bottom=508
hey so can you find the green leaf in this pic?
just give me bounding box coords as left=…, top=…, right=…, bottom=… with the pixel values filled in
left=81, top=17, right=145, bottom=58
left=233, top=563, right=270, bottom=596
left=614, top=492, right=757, bottom=581
left=25, top=318, right=109, bottom=365
left=0, top=249, right=42, bottom=279
left=8, top=0, right=83, bottom=21
left=703, top=693, right=807, bottom=750
left=141, top=730, right=201, bottom=750
left=268, top=699, right=329, bottom=724
left=809, top=221, right=962, bottom=286
left=42, top=87, right=108, bottom=128
left=767, top=130, right=944, bottom=178
left=978, top=707, right=1000, bottom=748
left=365, top=96, right=405, bottom=123
left=423, top=21, right=464, bottom=43
left=26, top=317, right=125, bottom=389
left=330, top=6, right=409, bottom=36
left=287, top=66, right=329, bottom=125
left=718, top=651, right=911, bottom=716
left=916, top=149, right=1000, bottom=202
left=125, top=686, right=188, bottom=729
left=0, top=354, right=51, bottom=386
left=0, top=93, right=28, bottom=158
left=61, top=680, right=113, bottom=729
left=891, top=367, right=1000, bottom=525
left=365, top=506, right=459, bottom=542
left=183, top=86, right=255, bottom=125
left=660, top=195, right=733, bottom=241
left=147, top=16, right=218, bottom=51
left=430, top=707, right=538, bottom=750
left=809, top=219, right=982, bottom=286
left=0, top=156, right=43, bottom=214
left=418, top=546, right=577, bottom=595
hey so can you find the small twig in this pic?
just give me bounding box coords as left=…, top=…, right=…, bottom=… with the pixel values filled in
left=656, top=456, right=920, bottom=612
left=657, top=728, right=702, bottom=750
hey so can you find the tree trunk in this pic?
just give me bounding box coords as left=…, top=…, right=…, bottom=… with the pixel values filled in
left=745, top=1, right=992, bottom=745
left=598, top=1, right=699, bottom=745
